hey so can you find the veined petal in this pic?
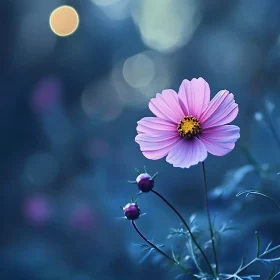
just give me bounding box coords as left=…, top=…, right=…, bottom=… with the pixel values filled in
left=135, top=133, right=180, bottom=160
left=148, top=89, right=184, bottom=123
left=200, top=90, right=238, bottom=129
left=141, top=145, right=178, bottom=160
left=136, top=117, right=177, bottom=134
left=166, top=138, right=208, bottom=168
left=200, top=125, right=240, bottom=156
left=178, top=78, right=210, bottom=118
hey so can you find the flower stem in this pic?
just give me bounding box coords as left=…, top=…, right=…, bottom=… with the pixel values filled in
left=202, top=162, right=219, bottom=278
left=131, top=220, right=195, bottom=277
left=131, top=220, right=176, bottom=264
left=151, top=189, right=215, bottom=277
left=226, top=244, right=280, bottom=279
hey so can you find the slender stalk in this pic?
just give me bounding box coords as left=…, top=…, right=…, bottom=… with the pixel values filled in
left=131, top=220, right=176, bottom=264
left=201, top=162, right=219, bottom=278
left=236, top=190, right=280, bottom=212
left=226, top=244, right=280, bottom=279
left=151, top=189, right=215, bottom=277
left=131, top=220, right=197, bottom=278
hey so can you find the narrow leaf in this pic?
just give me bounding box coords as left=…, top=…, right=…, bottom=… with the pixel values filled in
left=135, top=168, right=141, bottom=174
left=265, top=241, right=273, bottom=252
left=152, top=172, right=159, bottom=179
left=139, top=248, right=154, bottom=264
left=236, top=190, right=280, bottom=212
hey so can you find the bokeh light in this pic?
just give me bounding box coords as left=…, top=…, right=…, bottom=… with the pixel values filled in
left=197, top=28, right=262, bottom=84
left=131, top=0, right=202, bottom=53
left=122, top=53, right=155, bottom=88
left=49, top=6, right=79, bottom=37
left=91, top=0, right=131, bottom=21
left=70, top=204, right=95, bottom=232
left=81, top=79, right=123, bottom=121
left=31, top=77, right=61, bottom=113
left=112, top=51, right=172, bottom=108
left=91, top=0, right=120, bottom=7
left=23, top=194, right=52, bottom=225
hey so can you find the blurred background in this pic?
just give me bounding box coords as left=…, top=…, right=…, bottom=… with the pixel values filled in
left=2, top=0, right=280, bottom=279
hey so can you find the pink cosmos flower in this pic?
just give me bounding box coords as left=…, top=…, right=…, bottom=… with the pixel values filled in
left=135, top=78, right=240, bottom=168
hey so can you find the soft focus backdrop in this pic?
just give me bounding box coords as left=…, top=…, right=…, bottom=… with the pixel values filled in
left=2, top=0, right=280, bottom=279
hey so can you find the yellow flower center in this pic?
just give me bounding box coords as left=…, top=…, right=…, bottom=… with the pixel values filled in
left=177, top=116, right=201, bottom=138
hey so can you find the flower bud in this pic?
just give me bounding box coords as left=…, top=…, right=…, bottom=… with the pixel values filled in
left=123, top=203, right=140, bottom=220
left=136, top=173, right=154, bottom=192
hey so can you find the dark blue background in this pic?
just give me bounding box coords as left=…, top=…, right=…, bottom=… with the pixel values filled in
left=2, top=0, right=280, bottom=279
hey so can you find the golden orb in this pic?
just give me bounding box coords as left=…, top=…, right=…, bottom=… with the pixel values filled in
left=49, top=6, right=79, bottom=37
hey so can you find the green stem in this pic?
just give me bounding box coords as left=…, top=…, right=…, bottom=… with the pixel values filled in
left=201, top=162, right=219, bottom=278
left=131, top=220, right=176, bottom=264
left=131, top=220, right=196, bottom=278
left=226, top=244, right=280, bottom=279
left=151, top=189, right=215, bottom=277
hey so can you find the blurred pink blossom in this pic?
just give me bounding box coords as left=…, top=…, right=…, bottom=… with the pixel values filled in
left=23, top=194, right=52, bottom=225
left=87, top=138, right=110, bottom=159
left=71, top=204, right=95, bottom=232
left=31, top=77, right=61, bottom=113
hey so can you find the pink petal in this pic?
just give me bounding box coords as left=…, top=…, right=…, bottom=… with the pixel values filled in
left=136, top=117, right=176, bottom=134
left=166, top=138, right=208, bottom=168
left=178, top=78, right=210, bottom=119
left=200, top=90, right=238, bottom=129
left=135, top=133, right=180, bottom=160
left=200, top=125, right=240, bottom=156
left=149, top=89, right=185, bottom=124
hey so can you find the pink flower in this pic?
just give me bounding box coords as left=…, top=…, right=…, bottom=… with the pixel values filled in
left=135, top=78, right=240, bottom=168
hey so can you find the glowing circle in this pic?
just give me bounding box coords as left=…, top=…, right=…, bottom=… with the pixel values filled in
left=49, top=6, right=79, bottom=37
left=123, top=53, right=155, bottom=88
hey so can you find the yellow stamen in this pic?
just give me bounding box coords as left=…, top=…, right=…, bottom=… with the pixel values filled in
left=177, top=116, right=201, bottom=138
